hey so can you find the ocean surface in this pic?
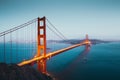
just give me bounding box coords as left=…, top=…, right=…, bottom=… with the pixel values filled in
left=0, top=42, right=120, bottom=80
left=47, top=42, right=120, bottom=80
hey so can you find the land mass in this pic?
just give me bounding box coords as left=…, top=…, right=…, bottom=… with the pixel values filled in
left=0, top=63, right=53, bottom=80
left=48, top=39, right=112, bottom=45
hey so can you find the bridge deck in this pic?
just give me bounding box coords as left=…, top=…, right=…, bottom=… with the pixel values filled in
left=18, top=41, right=90, bottom=66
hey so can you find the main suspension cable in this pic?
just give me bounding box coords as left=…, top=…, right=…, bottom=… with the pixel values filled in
left=46, top=18, right=67, bottom=40
left=0, top=18, right=37, bottom=37
left=47, top=25, right=65, bottom=40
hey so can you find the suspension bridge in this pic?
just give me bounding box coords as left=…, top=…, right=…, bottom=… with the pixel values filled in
left=0, top=16, right=91, bottom=75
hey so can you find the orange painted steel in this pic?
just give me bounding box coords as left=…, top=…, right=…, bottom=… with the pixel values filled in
left=18, top=41, right=91, bottom=66
left=37, top=17, right=47, bottom=74
left=17, top=17, right=91, bottom=74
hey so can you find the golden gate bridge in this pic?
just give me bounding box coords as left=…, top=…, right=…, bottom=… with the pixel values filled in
left=0, top=16, right=91, bottom=75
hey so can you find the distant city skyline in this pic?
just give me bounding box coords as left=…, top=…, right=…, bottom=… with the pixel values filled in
left=0, top=0, right=120, bottom=40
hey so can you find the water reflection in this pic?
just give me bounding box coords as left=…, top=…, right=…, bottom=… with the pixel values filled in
left=56, top=46, right=90, bottom=80
left=72, top=46, right=90, bottom=64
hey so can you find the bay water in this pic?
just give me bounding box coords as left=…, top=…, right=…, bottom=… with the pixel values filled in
left=0, top=42, right=120, bottom=80
left=47, top=42, right=120, bottom=80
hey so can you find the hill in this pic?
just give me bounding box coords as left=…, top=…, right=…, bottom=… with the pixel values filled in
left=0, top=63, right=53, bottom=80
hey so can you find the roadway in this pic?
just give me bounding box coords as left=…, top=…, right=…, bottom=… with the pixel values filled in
left=18, top=41, right=91, bottom=66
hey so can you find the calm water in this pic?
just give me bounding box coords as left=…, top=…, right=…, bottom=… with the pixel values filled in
left=47, top=42, right=120, bottom=80
left=0, top=42, right=120, bottom=80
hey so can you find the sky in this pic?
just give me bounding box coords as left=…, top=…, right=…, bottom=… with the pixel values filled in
left=0, top=0, right=120, bottom=40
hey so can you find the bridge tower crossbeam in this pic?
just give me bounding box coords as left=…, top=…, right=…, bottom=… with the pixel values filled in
left=37, top=17, right=47, bottom=74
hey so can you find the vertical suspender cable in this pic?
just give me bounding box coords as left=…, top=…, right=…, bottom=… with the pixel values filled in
left=3, top=34, right=6, bottom=63
left=46, top=18, right=67, bottom=40
left=31, top=23, right=33, bottom=57
left=10, top=30, right=12, bottom=63
left=25, top=27, right=27, bottom=60
left=47, top=25, right=65, bottom=40
left=34, top=21, right=36, bottom=54
left=29, top=26, right=30, bottom=59
left=16, top=31, right=18, bottom=63
left=29, top=24, right=31, bottom=59
left=0, top=18, right=37, bottom=63
left=25, top=27, right=26, bottom=60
